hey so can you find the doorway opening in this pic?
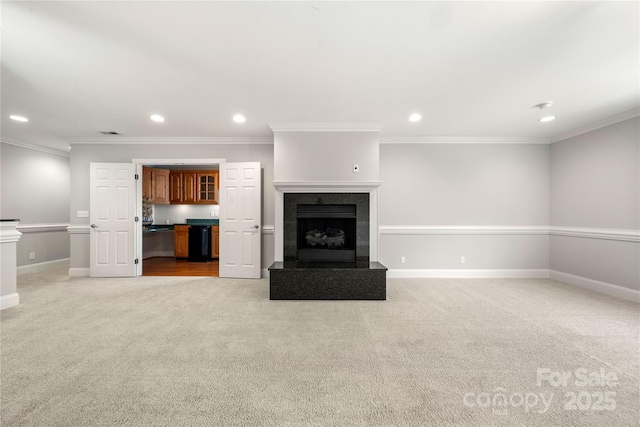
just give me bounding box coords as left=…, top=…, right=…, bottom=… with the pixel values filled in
left=133, top=158, right=225, bottom=277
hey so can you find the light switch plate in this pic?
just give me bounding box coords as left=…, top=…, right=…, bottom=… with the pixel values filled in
left=77, top=211, right=89, bottom=218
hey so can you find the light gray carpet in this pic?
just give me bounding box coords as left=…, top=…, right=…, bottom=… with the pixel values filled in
left=1, top=267, right=639, bottom=426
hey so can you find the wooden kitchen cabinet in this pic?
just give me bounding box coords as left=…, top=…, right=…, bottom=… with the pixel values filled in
left=169, top=172, right=182, bottom=203
left=174, top=225, right=189, bottom=259
left=142, top=166, right=153, bottom=200
left=197, top=172, right=218, bottom=204
left=211, top=225, right=219, bottom=259
left=169, top=171, right=197, bottom=204
left=152, top=168, right=170, bottom=204
left=170, top=170, right=216, bottom=204
left=142, top=166, right=170, bottom=204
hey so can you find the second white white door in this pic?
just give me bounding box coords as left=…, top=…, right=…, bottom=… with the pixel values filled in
left=219, top=162, right=262, bottom=278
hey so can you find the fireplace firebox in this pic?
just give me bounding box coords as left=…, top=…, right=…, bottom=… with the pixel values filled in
left=297, top=204, right=356, bottom=262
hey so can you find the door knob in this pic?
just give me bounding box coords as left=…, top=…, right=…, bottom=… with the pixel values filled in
left=252, top=225, right=259, bottom=229
left=90, top=224, right=98, bottom=228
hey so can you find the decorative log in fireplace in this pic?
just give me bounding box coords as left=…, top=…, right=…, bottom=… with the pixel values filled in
left=297, top=204, right=356, bottom=262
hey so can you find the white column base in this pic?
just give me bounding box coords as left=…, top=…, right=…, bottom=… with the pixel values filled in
left=1, top=293, right=19, bottom=310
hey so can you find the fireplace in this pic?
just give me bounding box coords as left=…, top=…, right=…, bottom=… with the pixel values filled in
left=270, top=191, right=386, bottom=300
left=283, top=193, right=370, bottom=263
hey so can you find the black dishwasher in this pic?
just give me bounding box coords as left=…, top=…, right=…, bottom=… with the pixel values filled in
left=188, top=225, right=210, bottom=262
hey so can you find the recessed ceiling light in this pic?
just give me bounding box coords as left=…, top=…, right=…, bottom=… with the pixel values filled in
left=10, top=115, right=28, bottom=122
left=539, top=116, right=556, bottom=123
left=150, top=114, right=165, bottom=123
left=233, top=114, right=246, bottom=123
left=534, top=102, right=554, bottom=109
left=409, top=113, right=421, bottom=122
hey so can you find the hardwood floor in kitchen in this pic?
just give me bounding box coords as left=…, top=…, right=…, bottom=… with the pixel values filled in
left=142, top=257, right=219, bottom=276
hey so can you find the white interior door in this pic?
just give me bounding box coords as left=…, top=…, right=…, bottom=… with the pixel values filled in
left=219, top=162, right=262, bottom=278
left=90, top=163, right=137, bottom=277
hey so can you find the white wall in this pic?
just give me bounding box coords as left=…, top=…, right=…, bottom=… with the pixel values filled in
left=379, top=143, right=550, bottom=273
left=69, top=143, right=274, bottom=272
left=0, top=142, right=70, bottom=267
left=550, top=117, right=639, bottom=291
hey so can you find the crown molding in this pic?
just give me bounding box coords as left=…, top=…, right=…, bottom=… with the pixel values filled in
left=268, top=123, right=385, bottom=132
left=1, top=138, right=70, bottom=157
left=550, top=107, right=640, bottom=143
left=379, top=136, right=550, bottom=144
left=68, top=136, right=273, bottom=145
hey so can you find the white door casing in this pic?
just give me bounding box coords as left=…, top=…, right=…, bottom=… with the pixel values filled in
left=90, top=163, right=137, bottom=277
left=219, top=162, right=262, bottom=278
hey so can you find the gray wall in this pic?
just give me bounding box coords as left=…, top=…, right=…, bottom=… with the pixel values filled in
left=550, top=117, right=639, bottom=290
left=274, top=131, right=379, bottom=182
left=379, top=143, right=550, bottom=271
left=69, top=143, right=275, bottom=271
left=0, top=143, right=70, bottom=266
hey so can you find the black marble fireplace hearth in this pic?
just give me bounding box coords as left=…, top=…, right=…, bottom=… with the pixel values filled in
left=269, top=192, right=387, bottom=300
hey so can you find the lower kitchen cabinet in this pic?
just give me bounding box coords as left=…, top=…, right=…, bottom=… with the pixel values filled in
left=174, top=225, right=189, bottom=259
left=211, top=225, right=219, bottom=259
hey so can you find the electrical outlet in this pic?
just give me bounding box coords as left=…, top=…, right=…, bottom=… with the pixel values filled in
left=210, top=211, right=216, bottom=217
left=29, top=252, right=35, bottom=260
left=353, top=164, right=360, bottom=173
left=77, top=210, right=89, bottom=218
left=460, top=256, right=466, bottom=264
left=401, top=256, right=406, bottom=264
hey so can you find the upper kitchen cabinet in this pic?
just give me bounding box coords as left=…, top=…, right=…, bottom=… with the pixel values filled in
left=142, top=166, right=170, bottom=204
left=170, top=171, right=197, bottom=204
left=197, top=171, right=218, bottom=204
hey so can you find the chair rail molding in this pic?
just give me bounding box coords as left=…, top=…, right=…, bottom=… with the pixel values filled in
left=379, top=225, right=640, bottom=242
left=67, top=225, right=91, bottom=234
left=17, top=223, right=70, bottom=233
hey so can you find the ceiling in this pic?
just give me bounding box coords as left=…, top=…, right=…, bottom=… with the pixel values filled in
left=2, top=1, right=638, bottom=153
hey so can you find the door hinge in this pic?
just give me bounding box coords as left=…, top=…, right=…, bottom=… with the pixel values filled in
left=135, top=216, right=139, bottom=222
left=135, top=259, right=139, bottom=264
left=135, top=174, right=139, bottom=180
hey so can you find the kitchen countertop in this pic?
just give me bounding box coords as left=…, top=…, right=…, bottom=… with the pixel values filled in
left=143, top=219, right=219, bottom=233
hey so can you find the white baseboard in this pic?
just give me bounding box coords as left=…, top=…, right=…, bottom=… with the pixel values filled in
left=262, top=268, right=270, bottom=279
left=549, top=270, right=640, bottom=303
left=387, top=269, right=550, bottom=279
left=1, top=293, right=19, bottom=310
left=142, top=251, right=174, bottom=259
left=17, top=258, right=70, bottom=276
left=68, top=268, right=90, bottom=277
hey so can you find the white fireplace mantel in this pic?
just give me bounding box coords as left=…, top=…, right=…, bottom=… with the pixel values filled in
left=273, top=181, right=381, bottom=262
